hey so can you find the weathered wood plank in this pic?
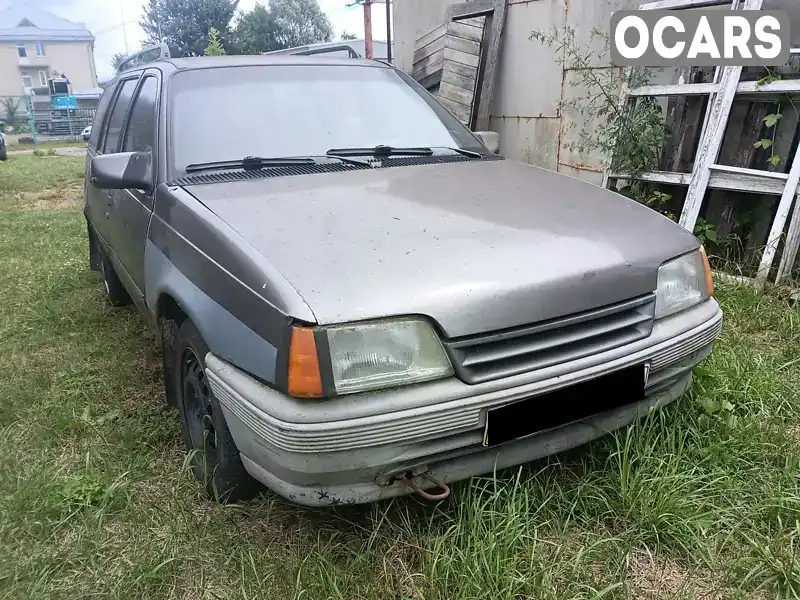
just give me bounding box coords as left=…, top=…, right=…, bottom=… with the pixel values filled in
left=445, top=34, right=481, bottom=57
left=411, top=60, right=444, bottom=83
left=442, top=59, right=478, bottom=81
left=444, top=47, right=480, bottom=68
left=412, top=50, right=444, bottom=78
left=628, top=83, right=718, bottom=97
left=772, top=109, right=800, bottom=281
left=439, top=81, right=475, bottom=107
left=412, top=60, right=444, bottom=83
left=709, top=164, right=789, bottom=181
left=705, top=99, right=771, bottom=238
left=446, top=21, right=484, bottom=43
left=628, top=79, right=800, bottom=97
left=413, top=37, right=445, bottom=64
left=461, top=17, right=485, bottom=29
left=441, top=69, right=477, bottom=93
left=473, top=0, right=507, bottom=131
left=758, top=150, right=800, bottom=282
left=417, top=71, right=442, bottom=91
left=678, top=0, right=765, bottom=233
left=777, top=195, right=800, bottom=282
left=612, top=169, right=799, bottom=196
left=437, top=96, right=471, bottom=122
left=415, top=24, right=447, bottom=51
left=447, top=0, right=495, bottom=19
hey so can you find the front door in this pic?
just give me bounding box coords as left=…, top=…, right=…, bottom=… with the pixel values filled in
left=110, top=74, right=159, bottom=293
left=87, top=76, right=139, bottom=250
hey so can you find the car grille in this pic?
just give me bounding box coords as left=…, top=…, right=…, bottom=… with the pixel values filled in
left=442, top=294, right=657, bottom=384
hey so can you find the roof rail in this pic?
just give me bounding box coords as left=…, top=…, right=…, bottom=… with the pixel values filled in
left=116, top=43, right=171, bottom=74
left=291, top=44, right=360, bottom=58
left=263, top=44, right=361, bottom=59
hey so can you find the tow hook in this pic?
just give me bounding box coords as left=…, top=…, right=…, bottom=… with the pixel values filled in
left=400, top=471, right=451, bottom=501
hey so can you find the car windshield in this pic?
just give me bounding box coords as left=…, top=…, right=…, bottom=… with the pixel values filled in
left=169, top=64, right=487, bottom=174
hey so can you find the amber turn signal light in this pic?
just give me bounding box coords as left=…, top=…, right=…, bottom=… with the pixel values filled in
left=288, top=327, right=323, bottom=398
left=700, top=246, right=714, bottom=297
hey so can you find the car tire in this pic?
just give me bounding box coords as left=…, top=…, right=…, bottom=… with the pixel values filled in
left=98, top=246, right=132, bottom=307
left=174, top=319, right=261, bottom=503
left=0, top=147, right=6, bottom=161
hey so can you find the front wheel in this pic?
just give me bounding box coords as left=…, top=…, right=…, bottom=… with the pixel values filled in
left=174, top=319, right=260, bottom=503
left=0, top=146, right=7, bottom=161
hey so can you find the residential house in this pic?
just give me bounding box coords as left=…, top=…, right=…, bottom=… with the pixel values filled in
left=0, top=6, right=98, bottom=100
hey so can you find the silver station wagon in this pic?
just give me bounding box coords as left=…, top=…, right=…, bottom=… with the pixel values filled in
left=84, top=49, right=721, bottom=506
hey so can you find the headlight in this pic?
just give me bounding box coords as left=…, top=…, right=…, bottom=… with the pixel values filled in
left=326, top=318, right=453, bottom=394
left=655, top=248, right=713, bottom=319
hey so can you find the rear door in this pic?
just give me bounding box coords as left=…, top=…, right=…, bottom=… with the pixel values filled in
left=86, top=75, right=140, bottom=245
left=109, top=72, right=160, bottom=294
left=84, top=81, right=115, bottom=236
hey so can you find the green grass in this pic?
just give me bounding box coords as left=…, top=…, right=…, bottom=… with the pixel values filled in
left=0, top=153, right=84, bottom=194
left=8, top=138, right=88, bottom=149
left=1, top=156, right=800, bottom=599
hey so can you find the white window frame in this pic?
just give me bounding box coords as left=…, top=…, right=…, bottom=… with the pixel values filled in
left=21, top=75, right=33, bottom=89
left=17, top=44, right=27, bottom=58
left=35, top=41, right=45, bottom=56
left=38, top=70, right=47, bottom=86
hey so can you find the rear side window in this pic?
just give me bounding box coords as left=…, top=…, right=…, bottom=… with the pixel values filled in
left=101, top=78, right=138, bottom=154
left=122, top=76, right=158, bottom=153
left=88, top=83, right=115, bottom=149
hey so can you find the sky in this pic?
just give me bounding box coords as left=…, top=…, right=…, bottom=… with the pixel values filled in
left=2, top=0, right=390, bottom=80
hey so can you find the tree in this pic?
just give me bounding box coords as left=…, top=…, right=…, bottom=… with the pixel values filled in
left=0, top=97, right=21, bottom=126
left=232, top=3, right=279, bottom=54
left=270, top=0, right=333, bottom=49
left=140, top=0, right=238, bottom=58
left=111, top=52, right=127, bottom=71
left=340, top=30, right=357, bottom=41
left=204, top=27, right=227, bottom=55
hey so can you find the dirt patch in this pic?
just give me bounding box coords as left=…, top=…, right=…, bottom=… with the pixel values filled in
left=626, top=551, right=724, bottom=600
left=18, top=184, right=83, bottom=212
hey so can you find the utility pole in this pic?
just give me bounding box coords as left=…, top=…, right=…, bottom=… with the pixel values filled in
left=120, top=3, right=129, bottom=53
left=385, top=0, right=392, bottom=63
left=363, top=0, right=373, bottom=59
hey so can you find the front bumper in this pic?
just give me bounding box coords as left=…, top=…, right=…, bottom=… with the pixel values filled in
left=207, top=299, right=722, bottom=506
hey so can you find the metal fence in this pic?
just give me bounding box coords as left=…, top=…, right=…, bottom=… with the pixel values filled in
left=0, top=94, right=97, bottom=143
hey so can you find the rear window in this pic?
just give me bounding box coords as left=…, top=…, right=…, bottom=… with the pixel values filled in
left=88, top=82, right=116, bottom=149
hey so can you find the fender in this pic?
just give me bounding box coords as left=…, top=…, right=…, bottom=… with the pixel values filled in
left=145, top=239, right=281, bottom=384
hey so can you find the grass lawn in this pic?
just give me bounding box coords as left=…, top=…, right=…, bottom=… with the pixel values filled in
left=2, top=152, right=800, bottom=599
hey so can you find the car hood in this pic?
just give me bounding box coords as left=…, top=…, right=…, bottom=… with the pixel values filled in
left=186, top=159, right=699, bottom=337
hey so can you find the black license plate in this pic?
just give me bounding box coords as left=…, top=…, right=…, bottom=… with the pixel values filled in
left=483, top=364, right=647, bottom=447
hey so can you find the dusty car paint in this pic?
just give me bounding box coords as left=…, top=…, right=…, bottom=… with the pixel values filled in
left=187, top=158, right=699, bottom=337
left=84, top=54, right=721, bottom=506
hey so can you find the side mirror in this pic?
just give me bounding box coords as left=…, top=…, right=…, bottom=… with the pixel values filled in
left=473, top=131, right=500, bottom=155
left=91, top=152, right=152, bottom=191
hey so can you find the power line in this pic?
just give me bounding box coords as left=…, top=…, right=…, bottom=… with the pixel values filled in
left=93, top=19, right=138, bottom=36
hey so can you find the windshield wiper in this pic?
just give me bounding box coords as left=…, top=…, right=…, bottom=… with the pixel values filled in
left=437, top=147, right=484, bottom=159
left=326, top=145, right=435, bottom=158
left=326, top=145, right=486, bottom=160
left=185, top=156, right=316, bottom=174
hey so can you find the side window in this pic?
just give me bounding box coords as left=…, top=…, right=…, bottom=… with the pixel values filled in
left=101, top=78, right=138, bottom=154
left=122, top=77, right=158, bottom=153
left=89, top=82, right=116, bottom=149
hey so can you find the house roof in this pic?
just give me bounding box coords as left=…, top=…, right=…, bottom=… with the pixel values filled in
left=0, top=6, right=93, bottom=42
